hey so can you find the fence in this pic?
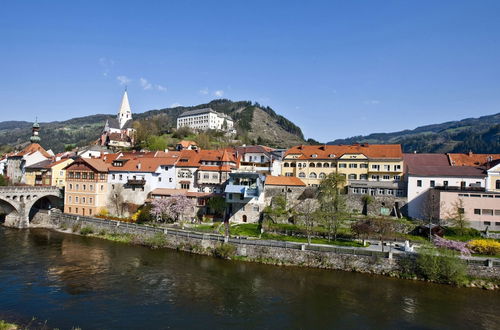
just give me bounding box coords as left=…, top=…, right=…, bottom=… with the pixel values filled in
left=53, top=213, right=499, bottom=267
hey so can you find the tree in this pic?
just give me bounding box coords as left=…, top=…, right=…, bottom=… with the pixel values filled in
left=150, top=195, right=196, bottom=224
left=361, top=194, right=373, bottom=216
left=446, top=198, right=470, bottom=236
left=195, top=133, right=211, bottom=149
left=109, top=185, right=126, bottom=217
left=318, top=173, right=348, bottom=241
left=145, top=135, right=167, bottom=151
left=372, top=217, right=397, bottom=252
left=207, top=196, right=227, bottom=219
left=263, top=195, right=290, bottom=224
left=0, top=174, right=9, bottom=186
left=296, top=199, right=318, bottom=245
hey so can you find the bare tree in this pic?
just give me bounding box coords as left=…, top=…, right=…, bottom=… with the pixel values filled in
left=296, top=199, right=318, bottom=245
left=109, top=185, right=126, bottom=217
left=318, top=173, right=348, bottom=241
left=445, top=198, right=470, bottom=236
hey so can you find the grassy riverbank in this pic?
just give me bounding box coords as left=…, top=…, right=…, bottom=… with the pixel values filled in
left=0, top=320, right=18, bottom=330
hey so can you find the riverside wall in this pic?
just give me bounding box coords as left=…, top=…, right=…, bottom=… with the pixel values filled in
left=50, top=213, right=500, bottom=280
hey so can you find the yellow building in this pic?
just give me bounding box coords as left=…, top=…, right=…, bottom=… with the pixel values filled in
left=24, top=159, right=53, bottom=186
left=486, top=162, right=500, bottom=192
left=64, top=158, right=109, bottom=217
left=281, top=144, right=404, bottom=187
left=49, top=158, right=74, bottom=188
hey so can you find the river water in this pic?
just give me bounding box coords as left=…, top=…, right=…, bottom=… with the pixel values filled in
left=0, top=227, right=498, bottom=329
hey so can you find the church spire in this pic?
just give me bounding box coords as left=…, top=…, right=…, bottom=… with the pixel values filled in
left=117, top=89, right=132, bottom=129
left=30, top=118, right=41, bottom=143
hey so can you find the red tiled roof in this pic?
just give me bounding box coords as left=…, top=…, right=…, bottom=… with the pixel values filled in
left=403, top=153, right=485, bottom=177
left=285, top=144, right=402, bottom=160
left=177, top=140, right=198, bottom=148
left=12, top=143, right=51, bottom=158
left=108, top=157, right=178, bottom=172
left=265, top=176, right=306, bottom=186
left=448, top=153, right=500, bottom=167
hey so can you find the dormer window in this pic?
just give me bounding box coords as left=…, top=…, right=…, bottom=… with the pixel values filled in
left=312, top=154, right=318, bottom=158
left=329, top=154, right=336, bottom=158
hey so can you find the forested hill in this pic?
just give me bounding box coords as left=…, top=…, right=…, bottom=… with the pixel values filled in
left=0, top=99, right=305, bottom=153
left=328, top=113, right=500, bottom=153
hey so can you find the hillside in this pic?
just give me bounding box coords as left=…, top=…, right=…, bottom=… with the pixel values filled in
left=0, top=99, right=305, bottom=153
left=328, top=113, right=500, bottom=153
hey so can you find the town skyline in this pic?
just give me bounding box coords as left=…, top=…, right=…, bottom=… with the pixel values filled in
left=1, top=1, right=500, bottom=141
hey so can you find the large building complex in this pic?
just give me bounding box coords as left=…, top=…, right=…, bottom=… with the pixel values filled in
left=176, top=108, right=234, bottom=131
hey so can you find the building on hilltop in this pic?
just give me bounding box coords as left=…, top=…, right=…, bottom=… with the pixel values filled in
left=100, top=90, right=136, bottom=149
left=176, top=108, right=234, bottom=132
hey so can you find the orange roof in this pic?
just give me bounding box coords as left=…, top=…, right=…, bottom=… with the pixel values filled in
left=448, top=153, right=500, bottom=167
left=284, top=144, right=402, bottom=160
left=177, top=140, right=198, bottom=148
left=47, top=158, right=73, bottom=168
left=12, top=143, right=51, bottom=158
left=65, top=157, right=109, bottom=172
left=108, top=157, right=177, bottom=172
left=265, top=176, right=306, bottom=186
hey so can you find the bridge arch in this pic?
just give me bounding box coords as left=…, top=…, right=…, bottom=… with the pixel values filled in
left=27, top=194, right=63, bottom=224
left=0, top=197, right=21, bottom=226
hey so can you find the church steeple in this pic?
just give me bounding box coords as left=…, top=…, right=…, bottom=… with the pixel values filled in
left=117, top=89, right=132, bottom=129
left=30, top=118, right=41, bottom=143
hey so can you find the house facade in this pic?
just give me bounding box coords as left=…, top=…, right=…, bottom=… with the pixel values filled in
left=225, top=172, right=266, bottom=223
left=63, top=158, right=109, bottom=217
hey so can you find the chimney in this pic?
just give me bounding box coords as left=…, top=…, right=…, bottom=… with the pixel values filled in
left=137, top=162, right=141, bottom=170
left=468, top=150, right=473, bottom=157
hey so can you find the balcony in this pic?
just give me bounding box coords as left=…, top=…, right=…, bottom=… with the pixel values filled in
left=127, top=179, right=146, bottom=186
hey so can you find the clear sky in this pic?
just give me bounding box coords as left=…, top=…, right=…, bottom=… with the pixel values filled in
left=1, top=1, right=499, bottom=142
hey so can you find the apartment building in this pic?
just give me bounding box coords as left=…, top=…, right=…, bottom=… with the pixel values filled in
left=63, top=158, right=109, bottom=217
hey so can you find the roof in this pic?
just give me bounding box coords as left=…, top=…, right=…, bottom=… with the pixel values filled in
left=178, top=108, right=216, bottom=118
left=448, top=153, right=500, bottom=167
left=106, top=118, right=133, bottom=130
left=177, top=140, right=198, bottom=148
left=11, top=143, right=52, bottom=159
left=25, top=159, right=53, bottom=170
left=150, top=188, right=214, bottom=198
left=65, top=157, right=109, bottom=172
left=265, top=176, right=306, bottom=186
left=108, top=157, right=177, bottom=173
left=403, top=153, right=485, bottom=177
left=284, top=144, right=403, bottom=160
left=236, top=145, right=275, bottom=155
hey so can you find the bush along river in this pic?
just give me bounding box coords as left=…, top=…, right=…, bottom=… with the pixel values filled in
left=1, top=226, right=499, bottom=329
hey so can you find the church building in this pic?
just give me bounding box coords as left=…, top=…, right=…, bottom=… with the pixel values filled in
left=100, top=90, right=135, bottom=149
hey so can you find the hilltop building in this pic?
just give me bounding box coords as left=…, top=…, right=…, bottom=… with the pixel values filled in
left=176, top=108, right=234, bottom=132
left=100, top=90, right=135, bottom=149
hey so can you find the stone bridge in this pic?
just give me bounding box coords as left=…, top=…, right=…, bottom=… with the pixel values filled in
left=0, top=186, right=63, bottom=228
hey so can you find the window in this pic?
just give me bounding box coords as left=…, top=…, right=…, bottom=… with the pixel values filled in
left=283, top=162, right=290, bottom=167
left=312, top=154, right=318, bottom=158
left=443, top=181, right=448, bottom=186
left=89, top=173, right=95, bottom=180
left=212, top=174, right=218, bottom=179
left=89, top=184, right=93, bottom=191
left=228, top=194, right=233, bottom=200
left=100, top=174, right=105, bottom=180
left=323, top=163, right=330, bottom=168
left=496, top=180, right=500, bottom=189
left=395, top=165, right=401, bottom=170
left=319, top=173, right=326, bottom=179
left=430, top=180, right=435, bottom=187
left=378, top=189, right=385, bottom=195
left=69, top=183, right=73, bottom=190
left=417, top=180, right=422, bottom=187
left=89, top=198, right=93, bottom=205
left=484, top=221, right=491, bottom=226
left=75, top=197, right=79, bottom=203
left=310, top=163, right=316, bottom=168
left=387, top=190, right=394, bottom=195
left=474, top=209, right=481, bottom=215
left=339, top=163, right=346, bottom=168
left=100, top=185, right=104, bottom=191
left=253, top=206, right=259, bottom=212
left=83, top=184, right=86, bottom=191
left=384, top=165, right=390, bottom=171
left=372, top=165, right=380, bottom=170
left=76, top=184, right=79, bottom=190
left=59, top=171, right=63, bottom=176
left=82, top=197, right=86, bottom=204
left=112, top=174, right=116, bottom=180
left=75, top=208, right=78, bottom=213
left=372, top=175, right=380, bottom=181
left=75, top=172, right=81, bottom=179
left=181, top=183, right=190, bottom=189
left=119, top=174, right=123, bottom=180
left=69, top=207, right=71, bottom=212
left=89, top=209, right=92, bottom=215
left=68, top=196, right=72, bottom=203
left=309, top=173, right=317, bottom=179
left=361, top=188, right=367, bottom=194
left=82, top=173, right=87, bottom=179
left=316, top=163, right=322, bottom=168
left=352, top=188, right=359, bottom=194
left=299, top=172, right=306, bottom=178
left=394, top=175, right=401, bottom=181
left=349, top=163, right=357, bottom=168
left=69, top=172, right=74, bottom=179
left=360, top=174, right=368, bottom=180
left=360, top=164, right=368, bottom=169
left=348, top=174, right=357, bottom=180
left=495, top=210, right=500, bottom=216
left=204, top=174, right=209, bottom=179
left=482, top=209, right=494, bottom=216
left=285, top=173, right=292, bottom=177
left=383, top=175, right=390, bottom=180
left=158, top=177, right=162, bottom=182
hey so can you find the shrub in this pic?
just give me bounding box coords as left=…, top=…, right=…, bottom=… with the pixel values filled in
left=416, top=247, right=467, bottom=285
left=80, top=226, right=94, bottom=236
left=71, top=223, right=81, bottom=233
left=433, top=235, right=471, bottom=256
left=98, top=208, right=110, bottom=217
left=467, top=239, right=500, bottom=255
left=143, top=233, right=168, bottom=249
left=212, top=244, right=236, bottom=259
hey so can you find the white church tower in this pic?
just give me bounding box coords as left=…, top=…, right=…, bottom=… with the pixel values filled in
left=117, top=89, right=132, bottom=129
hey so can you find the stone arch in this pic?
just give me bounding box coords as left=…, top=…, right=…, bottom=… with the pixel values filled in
left=0, top=197, right=21, bottom=226
left=26, top=194, right=63, bottom=223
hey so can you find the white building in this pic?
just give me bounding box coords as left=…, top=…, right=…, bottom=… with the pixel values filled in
left=176, top=108, right=234, bottom=131
left=100, top=91, right=135, bottom=148
left=404, top=154, right=486, bottom=220
left=107, top=156, right=178, bottom=208
left=235, top=145, right=282, bottom=175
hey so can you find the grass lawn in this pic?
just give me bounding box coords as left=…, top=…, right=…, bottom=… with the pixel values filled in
left=192, top=223, right=223, bottom=234
left=472, top=253, right=500, bottom=259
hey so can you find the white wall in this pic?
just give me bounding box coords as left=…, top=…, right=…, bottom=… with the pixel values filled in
left=407, top=175, right=485, bottom=219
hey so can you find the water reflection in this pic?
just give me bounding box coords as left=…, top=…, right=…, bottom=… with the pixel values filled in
left=0, top=227, right=499, bottom=329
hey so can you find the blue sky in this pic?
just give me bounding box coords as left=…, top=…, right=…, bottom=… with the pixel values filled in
left=1, top=1, right=499, bottom=142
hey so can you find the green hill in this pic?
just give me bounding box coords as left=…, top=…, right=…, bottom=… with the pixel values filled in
left=328, top=113, right=500, bottom=153
left=0, top=99, right=305, bottom=153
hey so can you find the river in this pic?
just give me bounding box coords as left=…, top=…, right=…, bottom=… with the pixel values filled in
left=0, top=226, right=498, bottom=329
